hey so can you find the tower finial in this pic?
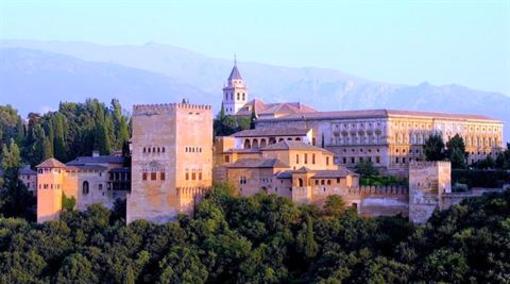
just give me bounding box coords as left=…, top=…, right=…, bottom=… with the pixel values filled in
left=234, top=53, right=237, bottom=66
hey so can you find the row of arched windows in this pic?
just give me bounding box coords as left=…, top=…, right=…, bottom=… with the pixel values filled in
left=225, top=92, right=246, bottom=101
left=185, top=169, right=203, bottom=181
left=143, top=146, right=166, bottom=154
left=185, top=147, right=202, bottom=153
left=243, top=137, right=302, bottom=149
left=142, top=171, right=166, bottom=181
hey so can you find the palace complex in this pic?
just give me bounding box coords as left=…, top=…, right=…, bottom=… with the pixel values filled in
left=29, top=61, right=505, bottom=224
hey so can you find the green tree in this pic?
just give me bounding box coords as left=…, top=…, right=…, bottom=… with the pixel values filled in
left=424, top=134, right=446, bottom=161
left=446, top=134, right=467, bottom=168
left=323, top=195, right=346, bottom=217
left=249, top=107, right=257, bottom=129
left=157, top=246, right=208, bottom=284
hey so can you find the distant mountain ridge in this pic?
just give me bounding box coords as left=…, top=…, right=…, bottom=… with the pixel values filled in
left=0, top=40, right=509, bottom=141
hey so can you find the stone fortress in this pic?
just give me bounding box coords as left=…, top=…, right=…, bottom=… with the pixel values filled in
left=29, top=61, right=505, bottom=224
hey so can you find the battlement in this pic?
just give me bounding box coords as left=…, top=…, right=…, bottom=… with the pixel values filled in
left=409, top=160, right=451, bottom=169
left=133, top=103, right=212, bottom=115
left=348, top=185, right=408, bottom=196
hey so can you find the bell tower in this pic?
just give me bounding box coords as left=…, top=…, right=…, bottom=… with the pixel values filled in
left=222, top=57, right=248, bottom=115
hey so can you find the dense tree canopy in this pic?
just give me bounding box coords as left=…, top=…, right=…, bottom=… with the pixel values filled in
left=0, top=183, right=508, bottom=283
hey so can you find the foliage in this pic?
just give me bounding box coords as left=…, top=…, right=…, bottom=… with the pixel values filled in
left=354, top=160, right=379, bottom=177
left=1, top=185, right=508, bottom=282
left=355, top=160, right=406, bottom=186
left=62, top=193, right=77, bottom=212
left=446, top=134, right=468, bottom=169
left=452, top=169, right=510, bottom=188
left=423, top=134, right=446, bottom=161
left=0, top=139, right=35, bottom=219
left=213, top=107, right=251, bottom=137
left=1, top=99, right=131, bottom=168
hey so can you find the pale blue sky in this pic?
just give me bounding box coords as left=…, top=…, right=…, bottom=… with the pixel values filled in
left=1, top=0, right=509, bottom=94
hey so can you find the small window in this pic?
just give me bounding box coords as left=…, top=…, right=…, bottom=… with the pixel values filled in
left=304, top=154, right=308, bottom=164
left=160, top=172, right=165, bottom=180
left=162, top=147, right=165, bottom=153
left=199, top=172, right=202, bottom=180
left=185, top=172, right=189, bottom=180
left=82, top=181, right=89, bottom=195
left=151, top=172, right=157, bottom=180
left=98, top=184, right=103, bottom=191
left=192, top=172, right=196, bottom=180
left=143, top=173, right=148, bottom=181
left=326, top=157, right=330, bottom=165
left=225, top=155, right=230, bottom=163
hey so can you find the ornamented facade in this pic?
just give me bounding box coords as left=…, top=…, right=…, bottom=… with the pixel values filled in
left=255, top=110, right=504, bottom=175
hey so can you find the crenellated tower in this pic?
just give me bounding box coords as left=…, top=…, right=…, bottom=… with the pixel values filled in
left=222, top=58, right=248, bottom=115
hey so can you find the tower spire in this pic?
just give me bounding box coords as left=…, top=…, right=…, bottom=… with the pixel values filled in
left=234, top=53, right=237, bottom=66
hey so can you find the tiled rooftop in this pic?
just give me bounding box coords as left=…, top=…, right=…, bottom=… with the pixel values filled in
left=226, top=158, right=289, bottom=168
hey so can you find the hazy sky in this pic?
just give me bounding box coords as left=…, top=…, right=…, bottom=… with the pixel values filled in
left=1, top=0, right=509, bottom=94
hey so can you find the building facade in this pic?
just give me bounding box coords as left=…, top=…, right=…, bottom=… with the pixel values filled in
left=127, top=102, right=213, bottom=224
left=254, top=110, right=504, bottom=175
left=35, top=153, right=130, bottom=223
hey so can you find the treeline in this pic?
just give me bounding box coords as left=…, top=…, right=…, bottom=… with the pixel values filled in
left=0, top=184, right=508, bottom=283
left=424, top=133, right=510, bottom=170
left=0, top=98, right=130, bottom=167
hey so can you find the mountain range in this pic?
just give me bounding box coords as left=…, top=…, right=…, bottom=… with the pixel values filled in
left=0, top=39, right=509, bottom=141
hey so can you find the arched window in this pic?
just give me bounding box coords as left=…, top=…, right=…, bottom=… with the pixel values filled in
left=242, top=93, right=245, bottom=100
left=244, top=139, right=251, bottom=149
left=252, top=139, right=259, bottom=148
left=82, top=181, right=89, bottom=195
left=237, top=93, right=240, bottom=100
left=269, top=137, right=276, bottom=144
left=260, top=139, right=267, bottom=148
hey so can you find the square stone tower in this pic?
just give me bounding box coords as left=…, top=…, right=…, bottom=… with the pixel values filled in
left=36, top=158, right=67, bottom=223
left=408, top=161, right=451, bottom=224
left=127, top=102, right=213, bottom=224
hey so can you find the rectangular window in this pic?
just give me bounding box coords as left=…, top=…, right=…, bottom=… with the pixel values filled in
left=402, top=157, right=406, bottom=164
left=192, top=172, right=196, bottom=180
left=225, top=155, right=230, bottom=163
left=199, top=172, right=202, bottom=180
left=376, top=156, right=380, bottom=163
left=351, top=157, right=355, bottom=164
left=296, top=154, right=299, bottom=164
left=326, top=157, right=330, bottom=165
left=304, top=154, right=308, bottom=164
left=315, top=180, right=319, bottom=185
left=395, top=157, right=399, bottom=163
left=312, top=154, right=316, bottom=164
left=185, top=173, right=189, bottom=180
left=337, top=178, right=340, bottom=183
left=151, top=172, right=157, bottom=180
left=160, top=172, right=165, bottom=180
left=343, top=157, right=347, bottom=164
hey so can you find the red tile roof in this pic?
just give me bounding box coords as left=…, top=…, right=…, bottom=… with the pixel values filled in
left=36, top=158, right=67, bottom=168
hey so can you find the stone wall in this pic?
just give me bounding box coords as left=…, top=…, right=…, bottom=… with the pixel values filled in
left=127, top=103, right=213, bottom=224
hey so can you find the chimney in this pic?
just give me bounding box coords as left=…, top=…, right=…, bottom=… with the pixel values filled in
left=92, top=150, right=100, bottom=157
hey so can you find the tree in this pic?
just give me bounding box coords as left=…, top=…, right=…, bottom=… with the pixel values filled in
left=424, top=134, right=445, bottom=161
left=42, top=136, right=53, bottom=160
left=157, top=246, right=208, bottom=284
left=445, top=134, right=467, bottom=168
left=354, top=160, right=379, bottom=177
left=296, top=215, right=318, bottom=259
left=249, top=107, right=257, bottom=129
left=323, top=195, right=346, bottom=217
left=0, top=139, right=35, bottom=219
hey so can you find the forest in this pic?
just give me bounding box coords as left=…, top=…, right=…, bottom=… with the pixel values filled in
left=0, top=184, right=508, bottom=283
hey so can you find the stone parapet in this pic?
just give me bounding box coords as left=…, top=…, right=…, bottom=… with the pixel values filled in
left=133, top=103, right=212, bottom=115
left=347, top=185, right=408, bottom=196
